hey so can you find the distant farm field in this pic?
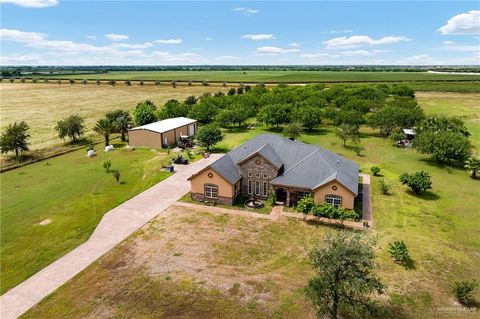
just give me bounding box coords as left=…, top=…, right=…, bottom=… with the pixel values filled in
left=0, top=83, right=222, bottom=150
left=30, top=70, right=480, bottom=82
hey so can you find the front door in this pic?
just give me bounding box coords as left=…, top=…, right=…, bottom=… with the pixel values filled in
left=188, top=124, right=195, bottom=136
left=164, top=137, right=168, bottom=146
left=275, top=188, right=287, bottom=204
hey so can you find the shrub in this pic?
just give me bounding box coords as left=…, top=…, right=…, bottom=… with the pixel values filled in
left=103, top=160, right=112, bottom=173
left=452, top=280, right=477, bottom=305
left=352, top=144, right=364, bottom=156
left=112, top=170, right=120, bottom=183
left=267, top=191, right=276, bottom=206
left=388, top=240, right=410, bottom=264
left=296, top=194, right=315, bottom=220
left=378, top=179, right=390, bottom=195
left=370, top=166, right=381, bottom=176
left=399, top=170, right=432, bottom=194
left=283, top=122, right=302, bottom=140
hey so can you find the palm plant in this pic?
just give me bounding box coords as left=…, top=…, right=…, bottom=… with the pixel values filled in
left=465, top=155, right=480, bottom=178
left=116, top=115, right=131, bottom=142
left=93, top=118, right=114, bottom=146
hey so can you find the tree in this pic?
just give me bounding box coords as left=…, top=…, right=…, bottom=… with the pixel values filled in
left=257, top=103, right=291, bottom=128
left=108, top=80, right=116, bottom=86
left=388, top=240, right=411, bottom=265
left=305, top=231, right=385, bottom=319
left=464, top=155, right=480, bottom=178
left=283, top=122, right=302, bottom=140
left=93, top=118, right=114, bottom=146
left=414, top=130, right=472, bottom=163
left=227, top=88, right=236, bottom=96
left=399, top=170, right=432, bottom=194
left=124, top=80, right=131, bottom=86
left=157, top=99, right=191, bottom=120
left=0, top=121, right=31, bottom=158
left=352, top=144, right=364, bottom=156
left=188, top=99, right=219, bottom=124
left=54, top=114, right=86, bottom=143
left=103, top=160, right=112, bottom=173
left=196, top=124, right=224, bottom=151
left=112, top=170, right=121, bottom=183
left=116, top=115, right=131, bottom=142
left=184, top=95, right=198, bottom=106
left=336, top=124, right=359, bottom=147
left=452, top=280, right=477, bottom=305
left=294, top=105, right=322, bottom=131
left=216, top=104, right=249, bottom=128
left=134, top=101, right=157, bottom=126
left=417, top=115, right=469, bottom=137
left=389, top=84, right=415, bottom=98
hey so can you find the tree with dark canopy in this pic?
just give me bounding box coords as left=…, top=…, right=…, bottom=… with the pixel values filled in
left=0, top=121, right=31, bottom=158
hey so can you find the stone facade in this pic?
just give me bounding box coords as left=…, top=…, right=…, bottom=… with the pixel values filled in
left=238, top=154, right=279, bottom=199
left=190, top=192, right=235, bottom=205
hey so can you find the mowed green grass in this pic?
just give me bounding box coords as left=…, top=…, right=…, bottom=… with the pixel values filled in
left=0, top=143, right=171, bottom=294
left=23, top=93, right=480, bottom=318
left=33, top=70, right=480, bottom=82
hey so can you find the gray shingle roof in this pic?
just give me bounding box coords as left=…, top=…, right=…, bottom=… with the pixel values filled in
left=206, top=134, right=359, bottom=195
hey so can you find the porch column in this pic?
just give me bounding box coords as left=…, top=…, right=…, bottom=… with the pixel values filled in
left=286, top=189, right=290, bottom=206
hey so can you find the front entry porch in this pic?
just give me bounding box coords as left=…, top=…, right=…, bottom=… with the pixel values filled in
left=274, top=187, right=291, bottom=206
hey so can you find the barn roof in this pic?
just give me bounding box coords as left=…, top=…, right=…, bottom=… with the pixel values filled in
left=129, top=117, right=196, bottom=134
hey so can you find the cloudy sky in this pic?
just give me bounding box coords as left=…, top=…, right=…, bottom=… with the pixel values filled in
left=0, top=0, right=479, bottom=65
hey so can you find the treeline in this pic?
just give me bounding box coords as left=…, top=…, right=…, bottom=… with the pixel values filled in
left=2, top=65, right=479, bottom=76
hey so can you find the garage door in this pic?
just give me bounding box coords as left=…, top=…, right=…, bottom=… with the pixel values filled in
left=188, top=124, right=195, bottom=136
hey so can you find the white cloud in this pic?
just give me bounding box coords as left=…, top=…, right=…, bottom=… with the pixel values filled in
left=438, top=10, right=480, bottom=35
left=0, top=28, right=45, bottom=42
left=86, top=35, right=96, bottom=40
left=323, top=35, right=411, bottom=49
left=340, top=50, right=372, bottom=56
left=256, top=46, right=300, bottom=55
left=300, top=53, right=331, bottom=59
left=242, top=34, right=276, bottom=40
left=441, top=42, right=479, bottom=52
left=323, top=30, right=353, bottom=34
left=105, top=33, right=129, bottom=41
left=154, top=38, right=183, bottom=44
left=203, top=37, right=213, bottom=41
left=443, top=40, right=455, bottom=45
left=214, top=55, right=240, bottom=60
left=289, top=42, right=300, bottom=47
left=0, top=0, right=57, bottom=8
left=233, top=7, right=259, bottom=16
left=113, top=42, right=153, bottom=49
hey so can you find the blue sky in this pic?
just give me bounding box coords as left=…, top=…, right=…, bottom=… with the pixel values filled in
left=0, top=0, right=479, bottom=65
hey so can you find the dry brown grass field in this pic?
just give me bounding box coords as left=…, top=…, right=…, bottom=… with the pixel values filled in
left=0, top=83, right=224, bottom=150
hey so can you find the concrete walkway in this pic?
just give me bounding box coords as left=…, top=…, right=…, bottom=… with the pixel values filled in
left=359, top=173, right=373, bottom=227
left=0, top=154, right=221, bottom=319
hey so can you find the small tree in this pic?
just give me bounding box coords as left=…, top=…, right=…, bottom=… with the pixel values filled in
left=0, top=121, right=31, bottom=158
left=93, top=118, right=114, bottom=146
left=112, top=170, right=121, bottom=183
left=116, top=115, right=131, bottom=142
left=139, top=80, right=144, bottom=86
left=352, top=144, right=364, bottom=157
left=399, top=171, right=432, bottom=194
left=336, top=124, right=359, bottom=147
left=134, top=101, right=157, bottom=126
left=69, top=79, right=75, bottom=85
left=305, top=232, right=385, bottom=319
left=388, top=240, right=410, bottom=265
left=108, top=80, right=116, bottom=86
left=125, top=80, right=131, bottom=86
left=370, top=166, right=381, bottom=176
left=227, top=88, right=236, bottom=96
left=296, top=194, right=314, bottom=220
left=171, top=80, right=176, bottom=88
left=96, top=80, right=101, bottom=86
left=464, top=155, right=480, bottom=178
left=196, top=124, right=224, bottom=151
left=82, top=79, right=87, bottom=85
left=378, top=179, right=391, bottom=195
left=55, top=114, right=86, bottom=143
left=283, top=122, right=302, bottom=140
left=103, top=160, right=112, bottom=173
left=155, top=80, right=161, bottom=86
left=452, top=280, right=477, bottom=305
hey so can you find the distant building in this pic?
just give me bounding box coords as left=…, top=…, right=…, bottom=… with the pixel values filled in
left=128, top=117, right=197, bottom=148
left=188, top=134, right=359, bottom=209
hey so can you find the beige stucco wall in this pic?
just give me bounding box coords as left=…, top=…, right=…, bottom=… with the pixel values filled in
left=190, top=167, right=234, bottom=198
left=128, top=129, right=162, bottom=148
left=162, top=130, right=175, bottom=146
left=313, top=180, right=355, bottom=209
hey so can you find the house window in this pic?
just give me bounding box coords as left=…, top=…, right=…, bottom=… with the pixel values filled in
left=248, top=171, right=252, bottom=177
left=325, top=194, right=342, bottom=208
left=248, top=180, right=253, bottom=195
left=255, top=173, right=260, bottom=178
left=204, top=184, right=218, bottom=199
left=255, top=180, right=260, bottom=195
left=263, top=174, right=268, bottom=179
left=263, top=181, right=268, bottom=196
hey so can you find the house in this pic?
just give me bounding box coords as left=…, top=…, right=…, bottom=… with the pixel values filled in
left=188, top=134, right=359, bottom=209
left=128, top=117, right=197, bottom=148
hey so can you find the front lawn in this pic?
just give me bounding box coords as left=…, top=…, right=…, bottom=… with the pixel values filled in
left=0, top=143, right=171, bottom=294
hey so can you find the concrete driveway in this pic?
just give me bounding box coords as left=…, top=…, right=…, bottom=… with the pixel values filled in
left=0, top=154, right=221, bottom=319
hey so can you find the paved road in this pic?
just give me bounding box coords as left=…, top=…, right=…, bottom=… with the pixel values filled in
left=0, top=154, right=221, bottom=319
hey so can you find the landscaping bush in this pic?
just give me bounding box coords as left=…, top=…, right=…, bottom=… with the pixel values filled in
left=296, top=194, right=315, bottom=220
left=388, top=240, right=410, bottom=265
left=452, top=280, right=477, bottom=305
left=399, top=170, right=432, bottom=194
left=370, top=166, right=381, bottom=176
left=312, top=204, right=359, bottom=222
left=378, top=178, right=391, bottom=195
left=103, top=160, right=112, bottom=173
left=112, top=170, right=120, bottom=183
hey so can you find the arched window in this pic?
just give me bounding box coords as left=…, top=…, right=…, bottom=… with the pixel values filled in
left=325, top=194, right=342, bottom=208
left=204, top=184, right=218, bottom=199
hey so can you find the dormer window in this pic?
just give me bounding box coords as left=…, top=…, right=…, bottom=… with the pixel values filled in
left=247, top=171, right=252, bottom=177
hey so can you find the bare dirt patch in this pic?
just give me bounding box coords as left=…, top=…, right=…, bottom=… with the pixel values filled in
left=38, top=218, right=51, bottom=226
